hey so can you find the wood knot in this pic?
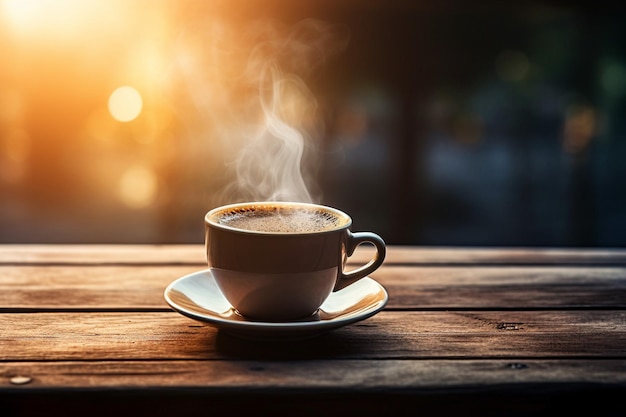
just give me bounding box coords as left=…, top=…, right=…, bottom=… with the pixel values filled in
left=496, top=322, right=523, bottom=330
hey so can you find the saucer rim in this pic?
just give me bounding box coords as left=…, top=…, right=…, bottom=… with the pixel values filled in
left=163, top=269, right=388, bottom=332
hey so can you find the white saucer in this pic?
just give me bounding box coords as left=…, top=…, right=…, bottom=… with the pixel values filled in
left=164, top=269, right=388, bottom=341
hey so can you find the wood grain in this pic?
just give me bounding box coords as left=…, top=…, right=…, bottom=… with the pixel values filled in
left=0, top=265, right=199, bottom=309
left=2, top=244, right=626, bottom=265
left=2, top=359, right=626, bottom=390
left=2, top=265, right=624, bottom=309
left=1, top=245, right=625, bottom=417
left=1, top=311, right=624, bottom=361
left=380, top=265, right=626, bottom=309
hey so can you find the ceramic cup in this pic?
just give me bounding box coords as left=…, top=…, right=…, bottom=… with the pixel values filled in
left=205, top=201, right=386, bottom=321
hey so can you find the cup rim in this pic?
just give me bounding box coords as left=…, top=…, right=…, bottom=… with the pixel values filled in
left=205, top=201, right=352, bottom=235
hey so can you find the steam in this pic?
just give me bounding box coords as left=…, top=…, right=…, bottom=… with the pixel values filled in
left=235, top=64, right=311, bottom=201
left=172, top=18, right=349, bottom=204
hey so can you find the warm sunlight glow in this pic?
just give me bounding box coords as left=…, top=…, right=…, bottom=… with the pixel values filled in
left=1, top=0, right=118, bottom=41
left=0, top=128, right=30, bottom=184
left=0, top=0, right=348, bottom=241
left=2, top=0, right=43, bottom=30
left=118, top=165, right=158, bottom=209
left=108, top=86, right=143, bottom=123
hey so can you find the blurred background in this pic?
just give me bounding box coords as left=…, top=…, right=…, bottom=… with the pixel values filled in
left=1, top=0, right=625, bottom=247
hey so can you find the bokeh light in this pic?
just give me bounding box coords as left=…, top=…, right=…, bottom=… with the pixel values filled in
left=495, top=49, right=530, bottom=83
left=0, top=128, right=30, bottom=184
left=0, top=0, right=625, bottom=247
left=118, top=165, right=158, bottom=209
left=108, top=86, right=143, bottom=122
left=563, top=105, right=597, bottom=154
left=600, top=62, right=626, bottom=98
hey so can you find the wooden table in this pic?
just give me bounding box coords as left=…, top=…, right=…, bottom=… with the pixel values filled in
left=1, top=244, right=625, bottom=416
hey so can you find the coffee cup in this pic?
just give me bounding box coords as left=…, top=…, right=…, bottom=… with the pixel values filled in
left=204, top=201, right=386, bottom=321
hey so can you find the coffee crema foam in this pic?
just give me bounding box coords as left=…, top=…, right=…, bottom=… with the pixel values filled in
left=216, top=206, right=345, bottom=233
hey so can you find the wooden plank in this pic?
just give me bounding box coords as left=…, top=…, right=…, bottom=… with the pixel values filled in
left=2, top=245, right=626, bottom=266
left=2, top=359, right=625, bottom=389
left=2, top=361, right=624, bottom=417
left=1, top=311, right=624, bottom=361
left=377, top=247, right=626, bottom=266
left=2, top=265, right=625, bottom=309
left=0, top=265, right=200, bottom=309
left=0, top=244, right=206, bottom=265
left=381, top=265, right=626, bottom=309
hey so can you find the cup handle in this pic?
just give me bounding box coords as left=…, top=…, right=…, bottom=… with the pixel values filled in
left=334, top=231, right=386, bottom=291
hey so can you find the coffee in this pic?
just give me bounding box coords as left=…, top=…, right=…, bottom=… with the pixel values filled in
left=215, top=204, right=347, bottom=233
